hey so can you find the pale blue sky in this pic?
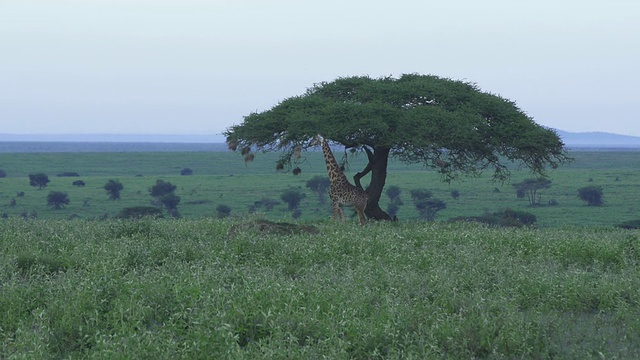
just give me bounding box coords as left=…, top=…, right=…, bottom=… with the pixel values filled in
left=1, top=0, right=639, bottom=137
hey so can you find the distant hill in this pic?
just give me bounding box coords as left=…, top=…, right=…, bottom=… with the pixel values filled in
left=555, top=130, right=640, bottom=148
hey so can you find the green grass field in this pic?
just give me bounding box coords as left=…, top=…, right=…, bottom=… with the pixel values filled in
left=1, top=150, right=640, bottom=227
left=1, top=219, right=639, bottom=358
left=1, top=150, right=640, bottom=358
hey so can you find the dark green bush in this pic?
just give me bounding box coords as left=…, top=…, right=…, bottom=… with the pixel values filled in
left=216, top=204, right=232, bottom=218
left=577, top=185, right=604, bottom=206
left=618, top=220, right=640, bottom=230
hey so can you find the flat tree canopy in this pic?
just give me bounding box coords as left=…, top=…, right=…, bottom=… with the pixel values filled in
left=225, top=74, right=570, bottom=220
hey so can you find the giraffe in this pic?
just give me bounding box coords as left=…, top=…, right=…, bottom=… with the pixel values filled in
left=316, top=134, right=368, bottom=225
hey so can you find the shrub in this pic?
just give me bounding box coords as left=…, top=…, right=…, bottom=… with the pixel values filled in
left=47, top=191, right=70, bottom=209
left=386, top=185, right=402, bottom=202
left=57, top=172, right=80, bottom=177
left=216, top=204, right=232, bottom=218
left=410, top=189, right=446, bottom=221
left=577, top=185, right=604, bottom=206
left=29, top=173, right=50, bottom=189
left=450, top=190, right=460, bottom=199
left=149, top=180, right=180, bottom=216
left=159, top=193, right=181, bottom=211
left=104, top=179, right=124, bottom=200
left=306, top=176, right=330, bottom=204
left=149, top=180, right=177, bottom=198
left=281, top=189, right=306, bottom=211
left=386, top=185, right=403, bottom=217
left=617, top=220, right=640, bottom=229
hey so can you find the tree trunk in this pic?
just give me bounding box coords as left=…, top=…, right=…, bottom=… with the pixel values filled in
left=354, top=146, right=392, bottom=221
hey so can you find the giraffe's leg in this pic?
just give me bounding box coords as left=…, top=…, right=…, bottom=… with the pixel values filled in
left=356, top=206, right=366, bottom=226
left=332, top=203, right=342, bottom=221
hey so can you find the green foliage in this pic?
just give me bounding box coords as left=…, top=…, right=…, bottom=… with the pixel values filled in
left=103, top=179, right=124, bottom=200
left=225, top=74, right=570, bottom=180
left=513, top=177, right=552, bottom=206
left=280, top=189, right=306, bottom=210
left=410, top=189, right=446, bottom=221
left=386, top=185, right=403, bottom=203
left=415, top=198, right=447, bottom=221
left=149, top=180, right=180, bottom=217
left=47, top=191, right=70, bottom=209
left=225, top=74, right=570, bottom=220
left=216, top=204, right=232, bottom=218
left=159, top=193, right=181, bottom=216
left=305, top=176, right=330, bottom=204
left=1, top=220, right=639, bottom=358
left=29, top=173, right=50, bottom=189
left=117, top=206, right=164, bottom=219
left=149, top=179, right=177, bottom=198
left=577, top=185, right=604, bottom=206
left=386, top=185, right=404, bottom=217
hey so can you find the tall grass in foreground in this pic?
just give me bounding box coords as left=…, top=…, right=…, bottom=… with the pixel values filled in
left=1, top=218, right=639, bottom=359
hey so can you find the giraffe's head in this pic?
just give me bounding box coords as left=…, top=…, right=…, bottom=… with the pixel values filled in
left=311, top=134, right=325, bottom=147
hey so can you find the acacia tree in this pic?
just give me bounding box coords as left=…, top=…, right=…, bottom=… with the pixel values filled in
left=513, top=178, right=552, bottom=206
left=149, top=180, right=181, bottom=217
left=104, top=179, right=124, bottom=200
left=29, top=173, right=50, bottom=189
left=306, top=176, right=330, bottom=204
left=47, top=191, right=69, bottom=209
left=225, top=74, right=570, bottom=220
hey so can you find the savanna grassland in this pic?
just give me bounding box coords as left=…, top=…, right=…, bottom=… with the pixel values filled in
left=1, top=148, right=640, bottom=358
left=1, top=150, right=640, bottom=227
left=1, top=219, right=639, bottom=358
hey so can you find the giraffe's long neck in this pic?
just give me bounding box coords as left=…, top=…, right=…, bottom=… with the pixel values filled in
left=321, top=139, right=349, bottom=184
